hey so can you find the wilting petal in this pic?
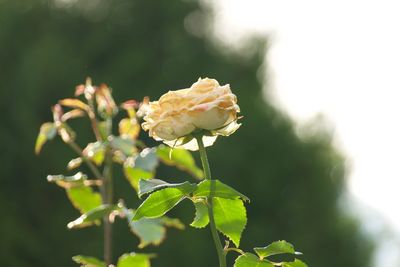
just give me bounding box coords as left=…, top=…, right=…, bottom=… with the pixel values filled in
left=214, top=120, right=241, bottom=136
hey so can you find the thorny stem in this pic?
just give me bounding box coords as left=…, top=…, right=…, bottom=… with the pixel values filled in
left=195, top=135, right=226, bottom=267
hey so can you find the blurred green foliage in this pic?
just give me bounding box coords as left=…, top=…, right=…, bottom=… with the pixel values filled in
left=0, top=0, right=373, bottom=266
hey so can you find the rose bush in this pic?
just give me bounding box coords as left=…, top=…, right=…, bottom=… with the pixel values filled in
left=37, top=77, right=307, bottom=267
left=142, top=78, right=241, bottom=150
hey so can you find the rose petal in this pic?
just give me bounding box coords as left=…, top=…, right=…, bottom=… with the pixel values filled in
left=164, top=135, right=218, bottom=151
left=214, top=120, right=241, bottom=136
left=189, top=105, right=230, bottom=130
left=150, top=119, right=176, bottom=141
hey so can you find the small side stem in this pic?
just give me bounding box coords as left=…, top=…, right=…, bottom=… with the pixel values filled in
left=195, top=135, right=226, bottom=267
left=68, top=141, right=106, bottom=198
left=88, top=98, right=102, bottom=141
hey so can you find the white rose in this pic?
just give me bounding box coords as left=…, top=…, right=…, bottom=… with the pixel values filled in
left=142, top=78, right=241, bottom=150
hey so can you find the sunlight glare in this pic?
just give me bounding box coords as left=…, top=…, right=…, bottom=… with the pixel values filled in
left=212, top=0, right=400, bottom=266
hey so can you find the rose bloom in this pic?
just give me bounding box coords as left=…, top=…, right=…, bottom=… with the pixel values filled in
left=142, top=78, right=241, bottom=150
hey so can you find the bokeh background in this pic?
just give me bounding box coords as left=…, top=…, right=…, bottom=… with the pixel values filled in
left=1, top=0, right=393, bottom=266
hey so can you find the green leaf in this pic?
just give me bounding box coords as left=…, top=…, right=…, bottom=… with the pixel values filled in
left=135, top=148, right=159, bottom=171
left=119, top=117, right=140, bottom=140
left=157, top=145, right=203, bottom=179
left=282, top=259, right=308, bottom=267
left=234, top=253, right=274, bottom=267
left=129, top=217, right=166, bottom=248
left=254, top=240, right=296, bottom=259
left=83, top=141, right=105, bottom=166
left=47, top=172, right=87, bottom=188
left=133, top=187, right=194, bottom=221
left=190, top=200, right=209, bottom=228
left=72, top=255, right=105, bottom=267
left=35, top=122, right=57, bottom=154
left=124, top=165, right=153, bottom=192
left=125, top=208, right=184, bottom=248
left=138, top=179, right=196, bottom=198
left=193, top=180, right=249, bottom=202
left=67, top=204, right=117, bottom=229
left=66, top=185, right=102, bottom=214
left=159, top=216, right=185, bottom=229
left=123, top=148, right=159, bottom=192
left=117, top=253, right=154, bottom=267
left=138, top=179, right=169, bottom=196
left=109, top=136, right=137, bottom=156
left=214, top=198, right=247, bottom=247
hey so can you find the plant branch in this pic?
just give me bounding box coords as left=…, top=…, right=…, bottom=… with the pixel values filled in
left=86, top=97, right=114, bottom=266
left=68, top=141, right=105, bottom=182
left=67, top=117, right=113, bottom=266
left=102, top=117, right=114, bottom=266
left=195, top=135, right=226, bottom=267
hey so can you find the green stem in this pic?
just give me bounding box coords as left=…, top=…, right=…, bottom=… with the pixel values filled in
left=68, top=140, right=112, bottom=266
left=69, top=114, right=114, bottom=266
left=103, top=156, right=113, bottom=266
left=195, top=135, right=226, bottom=267
left=102, top=117, right=113, bottom=266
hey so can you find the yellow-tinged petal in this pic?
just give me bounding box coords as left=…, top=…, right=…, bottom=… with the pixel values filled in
left=142, top=77, right=241, bottom=150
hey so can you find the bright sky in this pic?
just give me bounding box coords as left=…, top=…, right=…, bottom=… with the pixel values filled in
left=211, top=0, right=400, bottom=266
